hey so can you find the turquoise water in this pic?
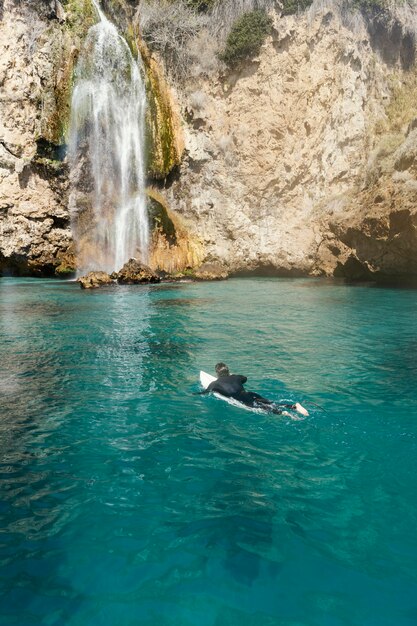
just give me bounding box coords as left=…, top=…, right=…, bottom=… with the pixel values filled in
left=0, top=277, right=417, bottom=626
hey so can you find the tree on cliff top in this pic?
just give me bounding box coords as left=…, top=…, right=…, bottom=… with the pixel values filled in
left=219, top=9, right=273, bottom=66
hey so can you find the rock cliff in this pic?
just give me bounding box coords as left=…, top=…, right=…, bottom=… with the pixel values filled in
left=1, top=0, right=417, bottom=281
left=0, top=0, right=94, bottom=275
left=160, top=2, right=417, bottom=280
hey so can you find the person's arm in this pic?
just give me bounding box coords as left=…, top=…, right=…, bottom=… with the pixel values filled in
left=236, top=375, right=248, bottom=385
left=194, top=380, right=218, bottom=395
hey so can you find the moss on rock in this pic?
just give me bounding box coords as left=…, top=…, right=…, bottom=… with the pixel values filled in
left=55, top=246, right=77, bottom=277
left=138, top=40, right=184, bottom=180
left=63, top=0, right=96, bottom=36
left=375, top=71, right=417, bottom=136
left=146, top=188, right=204, bottom=274
left=39, top=0, right=96, bottom=147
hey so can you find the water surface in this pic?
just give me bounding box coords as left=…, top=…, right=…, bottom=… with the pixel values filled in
left=0, top=277, right=416, bottom=625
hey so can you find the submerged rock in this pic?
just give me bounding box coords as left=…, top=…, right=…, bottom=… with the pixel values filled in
left=77, top=271, right=113, bottom=289
left=193, top=263, right=229, bottom=281
left=116, top=259, right=161, bottom=284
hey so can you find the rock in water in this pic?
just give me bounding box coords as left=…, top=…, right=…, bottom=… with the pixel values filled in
left=77, top=272, right=113, bottom=289
left=116, top=259, right=161, bottom=284
left=194, top=263, right=229, bottom=281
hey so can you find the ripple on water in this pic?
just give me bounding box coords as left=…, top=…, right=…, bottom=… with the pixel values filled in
left=0, top=277, right=417, bottom=625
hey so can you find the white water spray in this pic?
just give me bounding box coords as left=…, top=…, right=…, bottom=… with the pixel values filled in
left=69, top=0, right=149, bottom=274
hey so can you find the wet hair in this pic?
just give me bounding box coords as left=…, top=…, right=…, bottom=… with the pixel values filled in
left=215, top=362, right=230, bottom=377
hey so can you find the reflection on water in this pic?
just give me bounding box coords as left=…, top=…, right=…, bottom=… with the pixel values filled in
left=154, top=298, right=215, bottom=307
left=0, top=277, right=417, bottom=625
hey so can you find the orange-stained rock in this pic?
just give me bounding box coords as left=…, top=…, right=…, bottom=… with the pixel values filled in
left=116, top=259, right=161, bottom=284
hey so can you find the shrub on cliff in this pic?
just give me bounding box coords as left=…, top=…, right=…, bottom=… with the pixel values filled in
left=219, top=10, right=272, bottom=67
left=209, top=0, right=276, bottom=40
left=185, top=0, right=216, bottom=11
left=137, top=0, right=208, bottom=80
left=281, top=0, right=313, bottom=15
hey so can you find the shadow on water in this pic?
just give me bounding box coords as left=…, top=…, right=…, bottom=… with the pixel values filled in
left=154, top=297, right=214, bottom=308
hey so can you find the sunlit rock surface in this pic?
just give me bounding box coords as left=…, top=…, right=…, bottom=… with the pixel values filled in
left=77, top=270, right=113, bottom=289
left=2, top=0, right=417, bottom=281
left=115, top=258, right=161, bottom=284
left=0, top=0, right=91, bottom=276
left=163, top=4, right=417, bottom=281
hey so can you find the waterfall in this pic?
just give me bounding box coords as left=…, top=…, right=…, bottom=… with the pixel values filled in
left=69, top=0, right=149, bottom=274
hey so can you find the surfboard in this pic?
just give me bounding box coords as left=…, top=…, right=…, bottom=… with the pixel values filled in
left=199, top=371, right=309, bottom=417
left=199, top=371, right=265, bottom=413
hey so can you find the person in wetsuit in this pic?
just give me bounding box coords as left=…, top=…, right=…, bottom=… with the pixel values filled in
left=198, top=363, right=297, bottom=415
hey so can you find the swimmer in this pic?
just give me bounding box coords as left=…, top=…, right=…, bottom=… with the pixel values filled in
left=196, top=362, right=305, bottom=415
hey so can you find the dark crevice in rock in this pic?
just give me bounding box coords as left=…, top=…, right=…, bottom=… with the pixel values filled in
left=18, top=165, right=31, bottom=189
left=36, top=138, right=66, bottom=161
left=0, top=140, right=21, bottom=159
left=364, top=11, right=415, bottom=70
left=187, top=156, right=205, bottom=174
left=32, top=158, right=68, bottom=180
left=389, top=208, right=412, bottom=236
left=150, top=164, right=181, bottom=190
left=52, top=215, right=70, bottom=229
left=191, top=119, right=206, bottom=131
left=334, top=255, right=372, bottom=281
left=0, top=253, right=56, bottom=278
left=232, top=264, right=306, bottom=278
left=148, top=197, right=177, bottom=246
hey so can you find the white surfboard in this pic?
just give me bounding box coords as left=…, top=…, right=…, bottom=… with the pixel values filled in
left=199, top=371, right=309, bottom=417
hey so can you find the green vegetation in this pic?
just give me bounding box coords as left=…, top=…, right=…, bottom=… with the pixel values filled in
left=63, top=0, right=96, bottom=37
left=124, top=23, right=140, bottom=59
left=139, top=43, right=181, bottom=179
left=281, top=0, right=313, bottom=15
left=351, top=0, right=388, bottom=11
left=376, top=72, right=417, bottom=135
left=185, top=0, right=216, bottom=11
left=37, top=0, right=96, bottom=146
left=55, top=262, right=76, bottom=277
left=219, top=10, right=272, bottom=67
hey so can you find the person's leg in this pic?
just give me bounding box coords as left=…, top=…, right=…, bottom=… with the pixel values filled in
left=245, top=392, right=282, bottom=413
left=251, top=391, right=297, bottom=411
left=233, top=392, right=295, bottom=415
left=248, top=392, right=273, bottom=406
left=234, top=391, right=258, bottom=408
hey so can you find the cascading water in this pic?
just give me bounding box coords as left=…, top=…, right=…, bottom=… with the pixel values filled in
left=68, top=0, right=149, bottom=274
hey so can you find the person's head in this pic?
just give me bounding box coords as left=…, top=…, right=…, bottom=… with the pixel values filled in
left=215, top=362, right=230, bottom=377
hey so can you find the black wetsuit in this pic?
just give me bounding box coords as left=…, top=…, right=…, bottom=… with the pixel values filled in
left=199, top=374, right=294, bottom=414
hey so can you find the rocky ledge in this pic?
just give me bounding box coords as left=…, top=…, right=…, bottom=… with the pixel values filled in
left=77, top=271, right=114, bottom=290
left=78, top=259, right=161, bottom=289
left=77, top=258, right=232, bottom=289
left=113, top=259, right=161, bottom=285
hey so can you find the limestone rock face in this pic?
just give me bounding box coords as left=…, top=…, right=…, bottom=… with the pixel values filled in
left=314, top=172, right=417, bottom=281
left=163, top=6, right=417, bottom=281
left=2, top=0, right=417, bottom=281
left=193, top=263, right=229, bottom=281
left=78, top=271, right=113, bottom=289
left=116, top=258, right=161, bottom=284
left=0, top=0, right=78, bottom=275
